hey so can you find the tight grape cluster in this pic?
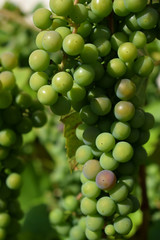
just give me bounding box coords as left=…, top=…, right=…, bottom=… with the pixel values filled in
left=0, top=52, right=47, bottom=240
left=29, top=0, right=157, bottom=239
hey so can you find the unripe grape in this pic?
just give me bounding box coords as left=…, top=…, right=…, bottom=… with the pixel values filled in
left=109, top=182, right=128, bottom=202
left=118, top=42, right=137, bottom=62
left=42, top=31, right=62, bottom=52
left=69, top=225, right=85, bottom=240
left=80, top=197, right=97, bottom=215
left=83, top=159, right=102, bottom=180
left=113, top=216, right=132, bottom=235
left=0, top=52, right=17, bottom=70
left=49, top=208, right=64, bottom=225
left=115, top=79, right=136, bottom=101
left=114, top=101, right=135, bottom=122
left=63, top=195, right=78, bottom=211
left=96, top=132, right=115, bottom=152
left=86, top=215, right=104, bottom=231
left=52, top=71, right=73, bottom=94
left=82, top=181, right=101, bottom=198
left=50, top=0, right=73, bottom=16
left=112, top=141, right=133, bottom=163
left=96, top=196, right=116, bottom=216
left=91, top=0, right=113, bottom=18
left=29, top=50, right=50, bottom=71
left=63, top=34, right=84, bottom=56
left=37, top=85, right=58, bottom=105
left=33, top=8, right=52, bottom=29
left=6, top=173, right=22, bottom=190
left=107, top=58, right=126, bottom=78
left=50, top=96, right=71, bottom=116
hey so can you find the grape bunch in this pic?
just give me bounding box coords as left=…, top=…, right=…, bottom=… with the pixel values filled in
left=29, top=0, right=157, bottom=239
left=0, top=52, right=47, bottom=240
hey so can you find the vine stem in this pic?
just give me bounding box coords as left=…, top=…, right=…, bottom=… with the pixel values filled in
left=74, top=0, right=79, bottom=5
left=138, top=165, right=150, bottom=240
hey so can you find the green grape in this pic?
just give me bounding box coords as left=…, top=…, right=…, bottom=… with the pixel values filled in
left=0, top=71, right=15, bottom=90
left=42, top=31, right=62, bottom=52
left=114, top=101, right=135, bottom=122
left=76, top=145, right=93, bottom=164
left=107, top=58, right=126, bottom=78
left=76, top=123, right=87, bottom=141
left=55, top=224, right=70, bottom=236
left=37, top=85, right=58, bottom=105
left=118, top=42, right=137, bottom=62
left=80, top=44, right=98, bottom=64
left=113, top=216, right=132, bottom=235
left=69, top=225, right=85, bottom=240
left=83, top=159, right=102, bottom=180
left=90, top=25, right=111, bottom=41
left=120, top=22, right=132, bottom=35
left=55, top=26, right=71, bottom=40
left=136, top=130, right=150, bottom=145
left=78, top=216, right=86, bottom=231
left=104, top=224, right=116, bottom=236
left=97, top=74, right=116, bottom=89
left=141, top=112, right=155, bottom=130
left=52, top=71, right=73, bottom=94
left=116, top=198, right=133, bottom=215
left=63, top=34, right=84, bottom=56
left=82, top=181, right=101, bottom=198
left=70, top=4, right=88, bottom=24
left=96, top=196, right=116, bottom=216
left=128, top=195, right=140, bottom=212
left=113, top=0, right=130, bottom=17
left=124, top=0, right=147, bottom=12
left=50, top=50, right=63, bottom=64
left=110, top=32, right=128, bottom=51
left=0, top=52, right=17, bottom=70
left=77, top=21, right=92, bottom=38
left=93, top=38, right=111, bottom=57
left=29, top=72, right=48, bottom=91
left=0, top=213, right=10, bottom=228
left=86, top=215, right=104, bottom=231
left=112, top=141, right=133, bottom=163
left=111, top=121, right=131, bottom=140
left=85, top=228, right=101, bottom=240
left=15, top=92, right=32, bottom=109
left=90, top=96, right=112, bottom=116
left=125, top=13, right=140, bottom=31
left=117, top=161, right=135, bottom=176
left=95, top=132, right=115, bottom=152
left=137, top=7, right=159, bottom=30
left=31, top=110, right=47, bottom=128
left=126, top=128, right=139, bottom=143
left=63, top=195, right=78, bottom=211
left=29, top=50, right=50, bottom=71
left=16, top=117, right=32, bottom=134
left=0, top=90, right=12, bottom=109
left=91, top=61, right=105, bottom=82
left=129, top=31, right=147, bottom=48
left=0, top=129, right=16, bottom=147
left=130, top=108, right=145, bottom=128
left=51, top=18, right=67, bottom=30
left=133, top=56, right=154, bottom=77
left=100, top=152, right=119, bottom=171
left=6, top=173, right=21, bottom=190
left=96, top=170, right=117, bottom=190
left=74, top=64, right=95, bottom=87
left=91, top=0, right=112, bottom=18
left=0, top=228, right=6, bottom=240
left=119, top=176, right=134, bottom=192
left=88, top=88, right=105, bottom=101
left=80, top=197, right=97, bottom=215
left=91, top=146, right=102, bottom=158
left=35, top=31, right=47, bottom=49
left=80, top=105, right=98, bottom=125
left=115, top=78, right=136, bottom=101
left=109, top=182, right=128, bottom=202
left=87, top=10, right=103, bottom=24
left=67, top=83, right=86, bottom=102
left=33, top=8, right=52, bottom=29
left=2, top=105, right=21, bottom=126
left=50, top=0, right=73, bottom=16
left=50, top=96, right=71, bottom=116
left=80, top=172, right=88, bottom=184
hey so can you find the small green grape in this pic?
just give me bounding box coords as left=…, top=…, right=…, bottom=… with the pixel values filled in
left=6, top=173, right=22, bottom=190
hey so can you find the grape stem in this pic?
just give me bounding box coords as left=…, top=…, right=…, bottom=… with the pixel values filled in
left=138, top=165, right=150, bottom=240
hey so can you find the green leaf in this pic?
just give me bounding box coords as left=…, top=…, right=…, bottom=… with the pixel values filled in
left=61, top=111, right=82, bottom=170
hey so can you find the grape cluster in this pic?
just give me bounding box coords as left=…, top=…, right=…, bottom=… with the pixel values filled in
left=29, top=0, right=157, bottom=239
left=0, top=52, right=47, bottom=240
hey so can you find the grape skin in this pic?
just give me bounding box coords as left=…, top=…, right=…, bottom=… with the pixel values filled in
left=96, top=170, right=117, bottom=190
